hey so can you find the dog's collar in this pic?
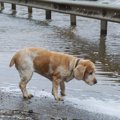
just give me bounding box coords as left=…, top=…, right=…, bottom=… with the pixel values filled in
left=74, top=58, right=80, bottom=68
left=65, top=58, right=80, bottom=82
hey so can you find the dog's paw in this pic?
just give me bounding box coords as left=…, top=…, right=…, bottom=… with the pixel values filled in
left=60, top=91, right=66, bottom=96
left=55, top=96, right=63, bottom=102
left=23, top=94, right=34, bottom=100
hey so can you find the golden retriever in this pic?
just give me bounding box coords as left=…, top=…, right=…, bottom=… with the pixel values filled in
left=9, top=47, right=97, bottom=101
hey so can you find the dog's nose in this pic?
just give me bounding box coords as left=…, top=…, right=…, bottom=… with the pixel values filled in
left=94, top=80, right=97, bottom=84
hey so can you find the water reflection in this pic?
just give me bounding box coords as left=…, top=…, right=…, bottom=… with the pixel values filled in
left=99, top=35, right=120, bottom=75
left=28, top=13, right=32, bottom=18
left=11, top=10, right=16, bottom=16
left=99, top=35, right=106, bottom=63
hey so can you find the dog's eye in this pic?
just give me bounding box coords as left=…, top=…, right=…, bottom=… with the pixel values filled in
left=89, top=72, right=93, bottom=75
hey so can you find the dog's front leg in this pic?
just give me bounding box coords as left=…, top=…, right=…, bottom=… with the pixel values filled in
left=60, top=81, right=66, bottom=96
left=52, top=77, right=62, bottom=101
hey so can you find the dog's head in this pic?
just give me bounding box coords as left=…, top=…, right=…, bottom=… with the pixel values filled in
left=73, top=59, right=97, bottom=85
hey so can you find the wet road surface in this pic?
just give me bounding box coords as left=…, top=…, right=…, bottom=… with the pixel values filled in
left=0, top=90, right=120, bottom=120
left=0, top=2, right=120, bottom=120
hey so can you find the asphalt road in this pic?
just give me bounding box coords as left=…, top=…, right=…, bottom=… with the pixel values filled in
left=0, top=90, right=119, bottom=120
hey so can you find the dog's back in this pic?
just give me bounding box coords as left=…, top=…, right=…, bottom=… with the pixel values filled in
left=9, top=47, right=75, bottom=75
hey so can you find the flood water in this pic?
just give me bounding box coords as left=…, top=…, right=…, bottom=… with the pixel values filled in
left=0, top=2, right=120, bottom=119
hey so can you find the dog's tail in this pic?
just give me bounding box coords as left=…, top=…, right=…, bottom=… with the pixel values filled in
left=9, top=54, right=16, bottom=67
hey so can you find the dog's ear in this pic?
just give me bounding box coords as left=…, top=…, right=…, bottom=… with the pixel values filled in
left=73, top=65, right=86, bottom=80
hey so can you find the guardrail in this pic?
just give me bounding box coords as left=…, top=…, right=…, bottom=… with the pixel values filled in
left=0, top=0, right=120, bottom=36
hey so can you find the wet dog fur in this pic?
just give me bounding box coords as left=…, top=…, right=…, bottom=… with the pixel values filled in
left=9, top=47, right=97, bottom=101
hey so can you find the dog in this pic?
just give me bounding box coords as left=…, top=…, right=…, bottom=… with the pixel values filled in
left=9, top=47, right=97, bottom=101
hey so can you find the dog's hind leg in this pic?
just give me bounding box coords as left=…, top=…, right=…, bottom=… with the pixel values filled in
left=19, top=69, right=33, bottom=99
